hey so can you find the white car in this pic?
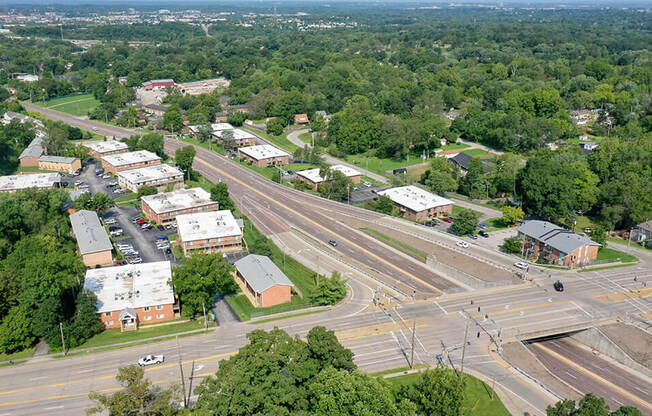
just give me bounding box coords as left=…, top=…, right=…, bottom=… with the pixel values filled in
left=138, top=355, right=164, bottom=366
left=514, top=262, right=529, bottom=270
left=456, top=241, right=469, bottom=248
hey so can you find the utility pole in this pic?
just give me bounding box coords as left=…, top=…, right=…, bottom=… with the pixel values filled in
left=176, top=336, right=187, bottom=408
left=459, top=320, right=469, bottom=380
left=202, top=303, right=207, bottom=332
left=59, top=322, right=66, bottom=355
left=410, top=318, right=416, bottom=368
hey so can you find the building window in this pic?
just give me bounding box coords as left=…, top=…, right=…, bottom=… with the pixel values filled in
left=144, top=306, right=150, bottom=312
left=107, top=321, right=114, bottom=326
left=157, top=314, right=165, bottom=319
left=156, top=305, right=163, bottom=310
left=145, top=315, right=152, bottom=321
left=104, top=312, right=111, bottom=317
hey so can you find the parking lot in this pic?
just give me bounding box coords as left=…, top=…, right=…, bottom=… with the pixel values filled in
left=349, top=184, right=390, bottom=205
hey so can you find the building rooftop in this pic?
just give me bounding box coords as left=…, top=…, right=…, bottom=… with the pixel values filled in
left=117, top=164, right=183, bottom=184
left=238, top=144, right=290, bottom=161
left=234, top=254, right=294, bottom=294
left=296, top=164, right=361, bottom=184
left=518, top=220, right=600, bottom=255
left=38, top=155, right=78, bottom=164
left=189, top=123, right=233, bottom=134
left=102, top=150, right=161, bottom=167
left=145, top=104, right=168, bottom=112
left=450, top=153, right=473, bottom=170
left=177, top=210, right=242, bottom=242
left=0, top=173, right=61, bottom=192
left=637, top=220, right=652, bottom=233
left=83, top=140, right=129, bottom=154
left=19, top=136, right=44, bottom=159
left=141, top=187, right=214, bottom=214
left=377, top=185, right=453, bottom=212
left=214, top=128, right=256, bottom=141
left=69, top=210, right=113, bottom=255
left=83, top=261, right=174, bottom=313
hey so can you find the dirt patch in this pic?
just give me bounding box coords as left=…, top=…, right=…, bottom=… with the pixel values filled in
left=336, top=320, right=427, bottom=342
left=502, top=341, right=582, bottom=400
left=595, top=287, right=652, bottom=302
left=600, top=324, right=652, bottom=370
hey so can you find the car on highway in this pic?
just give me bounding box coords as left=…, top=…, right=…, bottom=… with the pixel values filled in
left=478, top=231, right=489, bottom=238
left=554, top=280, right=564, bottom=292
left=456, top=241, right=469, bottom=248
left=514, top=262, right=529, bottom=270
left=138, top=354, right=164, bottom=366
left=328, top=239, right=338, bottom=247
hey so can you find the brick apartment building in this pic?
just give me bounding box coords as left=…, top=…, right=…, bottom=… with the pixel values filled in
left=117, top=164, right=184, bottom=193
left=213, top=128, right=257, bottom=148
left=517, top=220, right=600, bottom=268
left=234, top=254, right=294, bottom=308
left=140, top=187, right=219, bottom=225
left=83, top=261, right=176, bottom=331
left=238, top=145, right=290, bottom=168
left=377, top=185, right=453, bottom=222
left=38, top=155, right=81, bottom=173
left=176, top=210, right=243, bottom=256
left=18, top=135, right=44, bottom=167
left=296, top=164, right=361, bottom=191
left=101, top=150, right=161, bottom=174
left=69, top=210, right=113, bottom=267
left=0, top=173, right=61, bottom=193
left=83, top=140, right=129, bottom=159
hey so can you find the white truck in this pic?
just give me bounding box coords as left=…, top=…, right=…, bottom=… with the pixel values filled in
left=138, top=354, right=164, bottom=366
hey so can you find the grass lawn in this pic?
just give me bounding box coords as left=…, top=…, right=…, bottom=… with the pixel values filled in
left=33, top=94, right=100, bottom=117
left=285, top=162, right=319, bottom=172
left=186, top=174, right=215, bottom=192
left=579, top=263, right=638, bottom=273
left=114, top=192, right=139, bottom=208
left=483, top=217, right=513, bottom=232
left=441, top=142, right=470, bottom=151
left=360, top=175, right=385, bottom=186
left=241, top=126, right=300, bottom=153
left=386, top=372, right=510, bottom=416
left=298, top=132, right=313, bottom=144
left=408, top=163, right=429, bottom=181
left=0, top=347, right=35, bottom=362
left=361, top=227, right=427, bottom=261
left=16, top=166, right=60, bottom=174
left=343, top=153, right=426, bottom=176
left=596, top=247, right=637, bottom=264
left=452, top=205, right=483, bottom=218
left=607, top=237, right=652, bottom=252
left=573, top=216, right=597, bottom=234
left=75, top=319, right=208, bottom=350
left=462, top=148, right=491, bottom=158
left=250, top=308, right=329, bottom=324
left=448, top=195, right=500, bottom=211
left=179, top=136, right=226, bottom=156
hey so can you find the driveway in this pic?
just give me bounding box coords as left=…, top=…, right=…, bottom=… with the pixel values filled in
left=457, top=138, right=503, bottom=155
left=286, top=129, right=390, bottom=184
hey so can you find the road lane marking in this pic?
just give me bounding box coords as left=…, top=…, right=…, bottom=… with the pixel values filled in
left=433, top=301, right=448, bottom=315
left=29, top=376, right=48, bottom=381
left=471, top=300, right=569, bottom=319
left=532, top=343, right=652, bottom=411
left=193, top=155, right=444, bottom=295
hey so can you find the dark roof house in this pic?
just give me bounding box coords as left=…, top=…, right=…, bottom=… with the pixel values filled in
left=517, top=220, right=600, bottom=255
left=450, top=152, right=473, bottom=171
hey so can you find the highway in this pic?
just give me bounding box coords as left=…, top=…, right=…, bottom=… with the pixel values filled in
left=5, top=107, right=650, bottom=416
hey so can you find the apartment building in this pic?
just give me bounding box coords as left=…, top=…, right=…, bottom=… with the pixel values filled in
left=377, top=185, right=453, bottom=222
left=296, top=165, right=361, bottom=191
left=176, top=210, right=243, bottom=256
left=83, top=140, right=129, bottom=159
left=238, top=145, right=290, bottom=168
left=69, top=210, right=113, bottom=267
left=38, top=155, right=81, bottom=173
left=141, top=187, right=218, bottom=225
left=117, top=164, right=184, bottom=193
left=0, top=173, right=61, bottom=193
left=101, top=150, right=161, bottom=174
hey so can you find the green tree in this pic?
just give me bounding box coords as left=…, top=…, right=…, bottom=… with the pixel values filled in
left=305, top=326, right=355, bottom=371
left=396, top=367, right=465, bottom=416
left=266, top=118, right=285, bottom=136
left=375, top=195, right=394, bottom=214
left=590, top=226, right=607, bottom=249
left=503, top=237, right=523, bottom=254
left=175, top=145, right=196, bottom=180
left=87, top=365, right=181, bottom=416
left=420, top=157, right=459, bottom=195
left=67, top=290, right=104, bottom=348
left=309, top=271, right=347, bottom=306
left=318, top=167, right=352, bottom=201
left=137, top=186, right=157, bottom=198
left=249, top=234, right=273, bottom=257
left=43, top=125, right=69, bottom=155
left=227, top=110, right=248, bottom=127
left=172, top=253, right=238, bottom=318
left=209, top=183, right=236, bottom=211
left=197, top=124, right=213, bottom=143
left=0, top=306, right=35, bottom=353
left=501, top=206, right=524, bottom=226
left=137, top=133, right=165, bottom=158
left=454, top=208, right=481, bottom=235
left=163, top=109, right=184, bottom=132
left=460, top=158, right=488, bottom=199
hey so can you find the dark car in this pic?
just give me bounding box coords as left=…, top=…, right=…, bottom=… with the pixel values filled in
left=479, top=231, right=489, bottom=238
left=554, top=281, right=564, bottom=292
left=328, top=239, right=338, bottom=247
left=469, top=234, right=478, bottom=239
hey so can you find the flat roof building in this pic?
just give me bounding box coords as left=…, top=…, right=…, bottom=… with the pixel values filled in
left=234, top=254, right=294, bottom=308
left=38, top=155, right=81, bottom=173
left=83, top=140, right=129, bottom=159
left=101, top=150, right=161, bottom=174
left=377, top=185, right=453, bottom=222
left=177, top=210, right=243, bottom=256
left=141, top=187, right=219, bottom=225
left=70, top=210, right=113, bottom=267
left=296, top=165, right=361, bottom=190
left=0, top=173, right=61, bottom=193
left=117, top=164, right=184, bottom=193
left=213, top=128, right=257, bottom=148
left=83, top=261, right=176, bottom=330
left=238, top=144, right=290, bottom=168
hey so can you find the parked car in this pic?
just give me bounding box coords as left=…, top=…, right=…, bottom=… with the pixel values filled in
left=110, top=230, right=123, bottom=237
left=469, top=234, right=478, bottom=240
left=95, top=169, right=103, bottom=175
left=114, top=260, right=126, bottom=266
left=101, top=173, right=111, bottom=179
left=136, top=219, right=146, bottom=225
left=141, top=223, right=152, bottom=230
left=442, top=217, right=453, bottom=223
left=165, top=247, right=172, bottom=255
left=138, top=354, right=164, bottom=366
left=156, top=235, right=168, bottom=241
left=363, top=182, right=372, bottom=187
left=104, top=218, right=117, bottom=225
left=74, top=181, right=84, bottom=186
left=116, top=243, right=133, bottom=250
left=479, top=231, right=489, bottom=238
left=128, top=257, right=143, bottom=264
left=328, top=239, right=338, bottom=247
left=456, top=241, right=469, bottom=248
left=478, top=223, right=489, bottom=229
left=554, top=280, right=564, bottom=292
left=514, top=262, right=529, bottom=270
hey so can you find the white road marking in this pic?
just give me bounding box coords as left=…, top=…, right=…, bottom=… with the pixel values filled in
left=43, top=406, right=64, bottom=410
left=76, top=369, right=93, bottom=374
left=29, top=376, right=48, bottom=381
left=433, top=301, right=448, bottom=315
left=565, top=371, right=577, bottom=379
left=571, top=301, right=593, bottom=318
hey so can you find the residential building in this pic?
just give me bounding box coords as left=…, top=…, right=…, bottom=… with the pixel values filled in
left=142, top=79, right=176, bottom=90
left=580, top=142, right=599, bottom=155
left=0, top=173, right=61, bottom=193
left=294, top=113, right=309, bottom=125
left=450, top=152, right=473, bottom=172
left=234, top=254, right=294, bottom=308
left=38, top=155, right=81, bottom=173
left=213, top=128, right=257, bottom=148
left=83, top=140, right=129, bottom=159
left=314, top=110, right=332, bottom=122
left=188, top=122, right=233, bottom=137
left=18, top=135, right=45, bottom=167
left=517, top=220, right=600, bottom=268
left=631, top=221, right=652, bottom=249
left=296, top=165, right=361, bottom=191
left=69, top=210, right=113, bottom=267
left=144, top=104, right=168, bottom=116
left=83, top=261, right=176, bottom=331
left=117, top=164, right=184, bottom=193
left=176, top=210, right=243, bottom=256
left=101, top=150, right=161, bottom=174
left=141, top=187, right=219, bottom=225
left=3, top=111, right=43, bottom=127
left=238, top=145, right=290, bottom=168
left=377, top=185, right=453, bottom=222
